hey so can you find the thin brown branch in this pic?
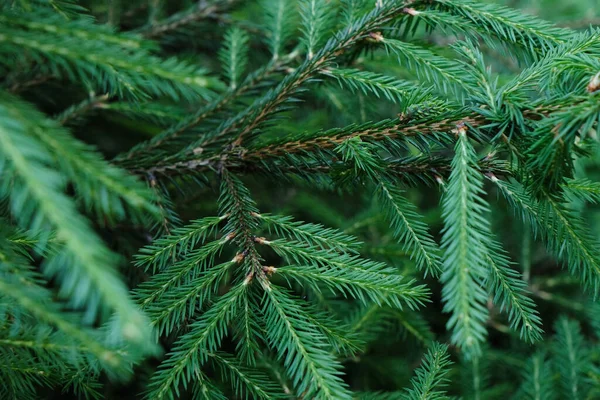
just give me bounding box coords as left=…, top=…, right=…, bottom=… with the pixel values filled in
left=7, top=74, right=54, bottom=94
left=181, top=3, right=416, bottom=155
left=141, top=0, right=238, bottom=39
left=248, top=116, right=484, bottom=160
left=116, top=56, right=293, bottom=164
left=54, top=94, right=110, bottom=126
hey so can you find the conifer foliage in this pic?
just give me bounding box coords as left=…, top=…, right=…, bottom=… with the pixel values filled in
left=0, top=0, right=599, bottom=398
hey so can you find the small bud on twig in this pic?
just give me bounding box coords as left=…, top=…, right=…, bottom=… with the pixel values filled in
left=225, top=231, right=236, bottom=241
left=232, top=252, right=245, bottom=263
left=587, top=72, right=600, bottom=93
left=434, top=174, right=445, bottom=186
left=253, top=236, right=270, bottom=245
left=486, top=172, right=499, bottom=183
left=483, top=151, right=496, bottom=161
left=452, top=121, right=468, bottom=137
left=367, top=32, right=384, bottom=43
left=262, top=266, right=277, bottom=276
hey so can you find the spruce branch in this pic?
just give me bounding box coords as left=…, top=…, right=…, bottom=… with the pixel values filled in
left=440, top=126, right=490, bottom=358
left=0, top=251, right=133, bottom=376
left=219, top=27, right=250, bottom=90
left=148, top=2, right=417, bottom=165
left=117, top=56, right=293, bottom=164
left=146, top=261, right=234, bottom=336
left=208, top=352, right=284, bottom=399
left=375, top=179, right=442, bottom=278
left=258, top=213, right=362, bottom=253
left=145, top=283, right=247, bottom=400
left=323, top=67, right=436, bottom=106
left=261, top=285, right=352, bottom=399
left=0, top=13, right=222, bottom=100
left=3, top=1, right=600, bottom=397
left=382, top=37, right=472, bottom=100
left=300, top=0, right=334, bottom=59
left=564, top=178, right=600, bottom=203
left=553, top=317, right=590, bottom=400
left=232, top=286, right=263, bottom=365
left=275, top=260, right=429, bottom=310
left=133, top=238, right=230, bottom=311
left=492, top=177, right=600, bottom=293
left=516, top=351, right=554, bottom=400
left=54, top=93, right=110, bottom=127
left=133, top=215, right=225, bottom=273
left=403, top=342, right=453, bottom=400
left=426, top=0, right=573, bottom=54
left=333, top=136, right=442, bottom=277
left=263, top=0, right=296, bottom=60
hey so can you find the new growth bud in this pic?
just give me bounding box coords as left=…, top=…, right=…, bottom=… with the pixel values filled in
left=587, top=72, right=600, bottom=93
left=367, top=32, right=384, bottom=43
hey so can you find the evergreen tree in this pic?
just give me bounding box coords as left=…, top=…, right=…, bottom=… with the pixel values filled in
left=0, top=0, right=599, bottom=398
